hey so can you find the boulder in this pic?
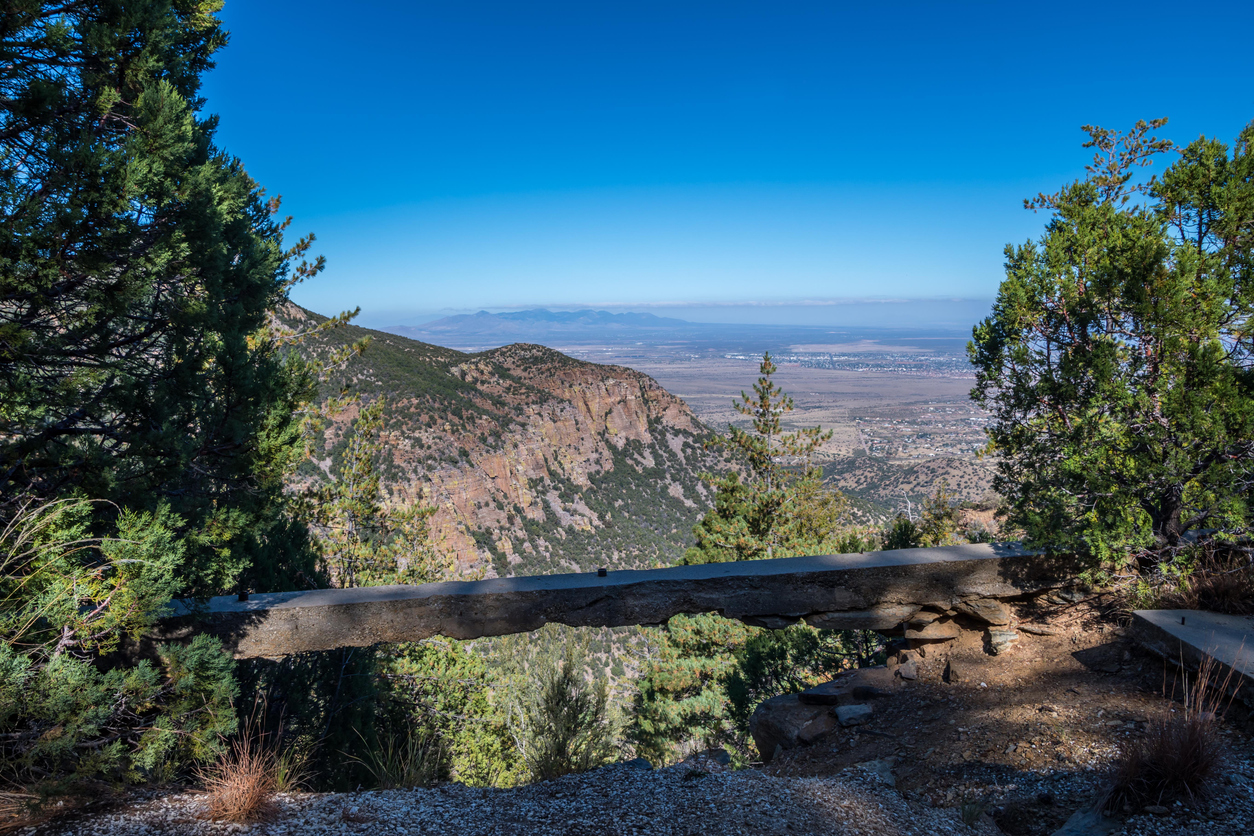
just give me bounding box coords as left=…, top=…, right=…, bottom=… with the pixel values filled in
left=749, top=694, right=838, bottom=762
left=797, top=666, right=896, bottom=705
left=954, top=598, right=1013, bottom=626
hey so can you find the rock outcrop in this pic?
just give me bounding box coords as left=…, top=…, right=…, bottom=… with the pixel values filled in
left=749, top=667, right=898, bottom=762
left=283, top=306, right=724, bottom=576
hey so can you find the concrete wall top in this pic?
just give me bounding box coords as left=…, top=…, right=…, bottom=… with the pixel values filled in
left=157, top=542, right=1076, bottom=658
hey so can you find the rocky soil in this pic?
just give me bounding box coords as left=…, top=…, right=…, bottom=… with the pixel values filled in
left=758, top=595, right=1254, bottom=835
left=32, top=764, right=1001, bottom=836
left=16, top=596, right=1254, bottom=836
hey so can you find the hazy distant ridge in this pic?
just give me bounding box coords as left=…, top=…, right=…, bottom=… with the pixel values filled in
left=386, top=308, right=709, bottom=343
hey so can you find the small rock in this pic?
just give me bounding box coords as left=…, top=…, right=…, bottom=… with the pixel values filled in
left=896, top=660, right=919, bottom=681
left=1049, top=588, right=1090, bottom=604
left=1144, top=805, right=1170, bottom=816
left=1019, top=623, right=1059, bottom=636
left=836, top=704, right=873, bottom=727
left=855, top=758, right=896, bottom=787
left=907, top=610, right=944, bottom=627
left=987, top=628, right=1018, bottom=655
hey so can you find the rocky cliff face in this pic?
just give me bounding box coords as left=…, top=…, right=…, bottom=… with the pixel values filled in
left=287, top=308, right=723, bottom=577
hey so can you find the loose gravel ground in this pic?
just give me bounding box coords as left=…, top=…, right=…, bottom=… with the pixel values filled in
left=42, top=763, right=1000, bottom=836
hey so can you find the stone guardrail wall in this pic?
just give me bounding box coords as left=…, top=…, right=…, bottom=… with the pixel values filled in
left=155, top=543, right=1080, bottom=659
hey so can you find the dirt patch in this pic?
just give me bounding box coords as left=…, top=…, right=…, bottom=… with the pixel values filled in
left=761, top=597, right=1254, bottom=835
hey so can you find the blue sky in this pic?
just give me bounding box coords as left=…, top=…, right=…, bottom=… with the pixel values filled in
left=201, top=1, right=1254, bottom=328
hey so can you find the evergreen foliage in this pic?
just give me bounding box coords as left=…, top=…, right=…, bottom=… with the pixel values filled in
left=970, top=118, right=1254, bottom=567
left=382, top=639, right=522, bottom=788
left=629, top=613, right=751, bottom=764
left=634, top=360, right=881, bottom=763
left=508, top=643, right=616, bottom=781
left=0, top=1, right=348, bottom=788
left=0, top=1, right=329, bottom=597
left=306, top=397, right=447, bottom=588
left=0, top=498, right=237, bottom=785
left=724, top=626, right=879, bottom=739
left=683, top=352, right=855, bottom=564
left=881, top=482, right=965, bottom=549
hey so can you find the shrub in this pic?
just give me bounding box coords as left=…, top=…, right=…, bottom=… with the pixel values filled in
left=725, top=625, right=882, bottom=743
left=349, top=727, right=442, bottom=790
left=511, top=648, right=615, bottom=781
left=1, top=499, right=238, bottom=786
left=197, top=705, right=311, bottom=823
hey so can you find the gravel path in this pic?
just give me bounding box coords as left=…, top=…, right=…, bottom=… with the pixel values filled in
left=29, top=754, right=1254, bottom=835
left=44, top=763, right=1001, bottom=836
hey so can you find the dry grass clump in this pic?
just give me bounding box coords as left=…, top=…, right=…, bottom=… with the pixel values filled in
left=198, top=712, right=310, bottom=824
left=1105, top=656, right=1236, bottom=811
left=1177, top=558, right=1254, bottom=614
left=0, top=792, right=40, bottom=834
left=198, top=732, right=280, bottom=823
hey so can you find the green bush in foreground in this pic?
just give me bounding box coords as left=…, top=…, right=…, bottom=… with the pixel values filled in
left=508, top=644, right=616, bottom=782
left=0, top=499, right=237, bottom=785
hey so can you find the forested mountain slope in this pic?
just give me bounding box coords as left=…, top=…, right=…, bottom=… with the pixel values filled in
left=284, top=306, right=725, bottom=577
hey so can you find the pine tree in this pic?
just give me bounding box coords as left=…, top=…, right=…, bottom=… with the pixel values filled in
left=683, top=352, right=850, bottom=563
left=306, top=398, right=448, bottom=588
left=0, top=1, right=346, bottom=784
left=0, top=1, right=332, bottom=596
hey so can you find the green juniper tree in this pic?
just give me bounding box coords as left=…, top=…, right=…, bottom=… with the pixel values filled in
left=0, top=0, right=353, bottom=784
left=970, top=118, right=1254, bottom=568
left=0, top=0, right=344, bottom=596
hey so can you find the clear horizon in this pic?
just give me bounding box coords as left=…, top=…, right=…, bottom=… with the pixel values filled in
left=371, top=298, right=995, bottom=332
left=201, top=1, right=1254, bottom=326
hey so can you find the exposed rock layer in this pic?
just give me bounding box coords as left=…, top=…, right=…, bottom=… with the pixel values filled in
left=282, top=305, right=723, bottom=576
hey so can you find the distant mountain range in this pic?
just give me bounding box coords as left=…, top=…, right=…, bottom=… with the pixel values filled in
left=384, top=308, right=712, bottom=345
left=382, top=308, right=978, bottom=354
